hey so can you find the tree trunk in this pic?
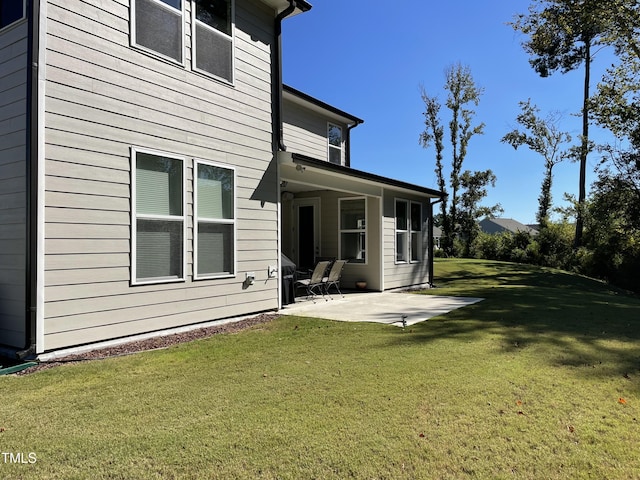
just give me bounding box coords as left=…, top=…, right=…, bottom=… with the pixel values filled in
left=574, top=39, right=591, bottom=248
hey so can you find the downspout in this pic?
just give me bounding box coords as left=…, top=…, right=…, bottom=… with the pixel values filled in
left=274, top=1, right=298, bottom=152
left=345, top=120, right=362, bottom=168
left=428, top=197, right=445, bottom=288
left=273, top=1, right=309, bottom=310
left=19, top=0, right=41, bottom=360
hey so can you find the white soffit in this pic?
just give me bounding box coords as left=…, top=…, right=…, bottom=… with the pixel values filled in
left=260, top=0, right=311, bottom=16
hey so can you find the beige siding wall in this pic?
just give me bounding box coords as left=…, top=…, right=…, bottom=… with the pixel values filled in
left=282, top=99, right=347, bottom=164
left=382, top=191, right=431, bottom=290
left=42, top=0, right=280, bottom=351
left=0, top=21, right=28, bottom=348
left=284, top=190, right=382, bottom=290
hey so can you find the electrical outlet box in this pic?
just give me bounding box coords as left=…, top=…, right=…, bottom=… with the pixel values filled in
left=245, top=272, right=255, bottom=285
left=268, top=265, right=278, bottom=278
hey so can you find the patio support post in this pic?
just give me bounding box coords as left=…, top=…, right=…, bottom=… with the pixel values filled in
left=428, top=197, right=445, bottom=288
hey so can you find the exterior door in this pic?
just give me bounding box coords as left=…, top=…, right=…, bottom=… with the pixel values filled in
left=293, top=198, right=320, bottom=271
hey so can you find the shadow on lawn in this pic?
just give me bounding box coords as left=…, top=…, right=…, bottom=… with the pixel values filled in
left=390, top=261, right=640, bottom=385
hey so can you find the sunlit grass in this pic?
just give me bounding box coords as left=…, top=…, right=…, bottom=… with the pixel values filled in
left=1, top=259, right=639, bottom=479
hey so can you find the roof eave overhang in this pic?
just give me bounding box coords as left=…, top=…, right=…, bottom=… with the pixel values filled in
left=283, top=85, right=364, bottom=126
left=261, top=0, right=312, bottom=16
left=280, top=152, right=445, bottom=199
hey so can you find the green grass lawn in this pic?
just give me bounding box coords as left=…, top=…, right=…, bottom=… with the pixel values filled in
left=2, top=259, right=640, bottom=479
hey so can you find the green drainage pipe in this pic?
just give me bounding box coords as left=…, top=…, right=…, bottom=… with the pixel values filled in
left=0, top=362, right=38, bottom=376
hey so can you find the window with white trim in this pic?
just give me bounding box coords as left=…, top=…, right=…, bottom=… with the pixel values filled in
left=395, top=199, right=423, bottom=263
left=410, top=202, right=423, bottom=262
left=194, top=160, right=235, bottom=278
left=132, top=0, right=184, bottom=63
left=328, top=123, right=343, bottom=165
left=395, top=200, right=408, bottom=262
left=133, top=149, right=186, bottom=284
left=1, top=0, right=24, bottom=29
left=339, top=197, right=366, bottom=263
left=193, top=0, right=234, bottom=83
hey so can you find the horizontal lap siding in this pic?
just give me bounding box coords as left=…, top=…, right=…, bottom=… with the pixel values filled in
left=0, top=22, right=28, bottom=348
left=42, top=0, right=279, bottom=351
left=282, top=99, right=330, bottom=161
left=383, top=191, right=431, bottom=290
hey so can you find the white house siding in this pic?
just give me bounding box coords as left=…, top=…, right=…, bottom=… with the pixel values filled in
left=41, top=0, right=279, bottom=351
left=0, top=21, right=28, bottom=348
left=382, top=191, right=431, bottom=290
left=282, top=99, right=346, bottom=164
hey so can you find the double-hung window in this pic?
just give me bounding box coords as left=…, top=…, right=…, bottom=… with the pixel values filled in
left=1, top=0, right=24, bottom=30
left=396, top=200, right=409, bottom=262
left=328, top=123, right=343, bottom=165
left=339, top=197, right=366, bottom=263
left=193, top=0, right=234, bottom=83
left=132, top=0, right=184, bottom=63
left=410, top=202, right=423, bottom=262
left=194, top=160, right=235, bottom=278
left=395, top=200, right=423, bottom=263
left=133, top=149, right=186, bottom=284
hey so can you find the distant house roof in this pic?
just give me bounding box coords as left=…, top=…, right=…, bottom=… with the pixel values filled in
left=479, top=218, right=539, bottom=236
left=433, top=226, right=442, bottom=237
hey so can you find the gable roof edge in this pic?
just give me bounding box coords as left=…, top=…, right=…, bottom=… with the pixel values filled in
left=283, top=84, right=364, bottom=126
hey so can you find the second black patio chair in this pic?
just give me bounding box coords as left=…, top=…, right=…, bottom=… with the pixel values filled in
left=294, top=260, right=331, bottom=303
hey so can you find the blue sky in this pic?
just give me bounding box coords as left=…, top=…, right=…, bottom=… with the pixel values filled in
left=282, top=0, right=616, bottom=224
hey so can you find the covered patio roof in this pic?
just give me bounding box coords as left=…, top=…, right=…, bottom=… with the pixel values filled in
left=279, top=152, right=446, bottom=198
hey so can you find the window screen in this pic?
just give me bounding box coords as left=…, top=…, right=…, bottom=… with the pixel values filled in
left=195, top=23, right=233, bottom=82
left=193, top=0, right=233, bottom=82
left=134, top=0, right=183, bottom=62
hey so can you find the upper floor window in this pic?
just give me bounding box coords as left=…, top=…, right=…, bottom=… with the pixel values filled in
left=193, top=0, right=234, bottom=83
left=1, top=0, right=25, bottom=30
left=328, top=123, right=343, bottom=165
left=132, top=0, right=184, bottom=64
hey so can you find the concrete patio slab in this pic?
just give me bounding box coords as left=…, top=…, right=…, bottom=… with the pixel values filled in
left=281, top=291, right=484, bottom=327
